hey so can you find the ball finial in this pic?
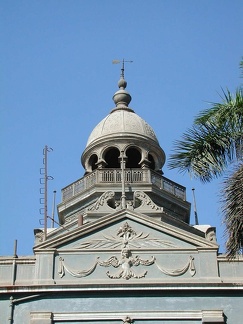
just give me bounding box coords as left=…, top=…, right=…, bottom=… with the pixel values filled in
left=112, top=59, right=133, bottom=109
left=118, top=77, right=127, bottom=89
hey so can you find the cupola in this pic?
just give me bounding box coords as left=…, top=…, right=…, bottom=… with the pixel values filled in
left=81, top=70, right=165, bottom=174
left=58, top=67, right=190, bottom=226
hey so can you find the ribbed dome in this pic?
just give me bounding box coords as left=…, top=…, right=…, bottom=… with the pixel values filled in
left=86, top=109, right=159, bottom=146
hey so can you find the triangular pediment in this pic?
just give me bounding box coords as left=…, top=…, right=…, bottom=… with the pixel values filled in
left=33, top=210, right=220, bottom=283
left=34, top=209, right=217, bottom=252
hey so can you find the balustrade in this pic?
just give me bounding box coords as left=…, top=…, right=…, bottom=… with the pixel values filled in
left=61, top=169, right=186, bottom=202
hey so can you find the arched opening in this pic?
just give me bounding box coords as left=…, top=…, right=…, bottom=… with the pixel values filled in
left=89, top=154, right=98, bottom=171
left=148, top=153, right=155, bottom=170
left=126, top=148, right=141, bottom=168
left=104, top=147, right=120, bottom=168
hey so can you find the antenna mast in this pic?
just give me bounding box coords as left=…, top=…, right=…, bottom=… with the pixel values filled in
left=40, top=145, right=53, bottom=240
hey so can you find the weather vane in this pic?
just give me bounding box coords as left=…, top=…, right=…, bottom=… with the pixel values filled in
left=112, top=59, right=133, bottom=78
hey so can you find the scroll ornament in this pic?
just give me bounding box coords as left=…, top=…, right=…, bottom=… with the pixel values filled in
left=133, top=190, right=162, bottom=211
left=87, top=190, right=115, bottom=211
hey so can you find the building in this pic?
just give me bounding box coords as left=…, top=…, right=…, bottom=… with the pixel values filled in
left=1, top=68, right=243, bottom=323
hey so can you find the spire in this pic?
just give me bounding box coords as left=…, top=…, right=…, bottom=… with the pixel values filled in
left=112, top=59, right=133, bottom=110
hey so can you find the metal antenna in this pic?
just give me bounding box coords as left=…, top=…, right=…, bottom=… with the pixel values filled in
left=192, top=188, right=199, bottom=225
left=39, top=146, right=53, bottom=240
left=112, top=59, right=133, bottom=78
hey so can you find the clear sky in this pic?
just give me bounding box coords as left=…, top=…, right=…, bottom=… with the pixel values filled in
left=1, top=0, right=242, bottom=256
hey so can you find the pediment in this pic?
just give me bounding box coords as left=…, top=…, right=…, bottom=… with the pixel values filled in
left=34, top=209, right=217, bottom=252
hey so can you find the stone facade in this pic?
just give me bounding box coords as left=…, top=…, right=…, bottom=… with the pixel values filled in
left=1, top=73, right=243, bottom=324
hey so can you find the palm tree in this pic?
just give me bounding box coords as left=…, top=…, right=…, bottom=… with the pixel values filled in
left=168, top=60, right=243, bottom=257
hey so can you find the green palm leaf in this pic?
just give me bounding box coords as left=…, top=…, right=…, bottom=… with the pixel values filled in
left=168, top=59, right=243, bottom=257
left=222, top=163, right=243, bottom=257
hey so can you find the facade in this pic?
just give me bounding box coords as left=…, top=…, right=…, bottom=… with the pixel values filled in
left=1, top=71, right=243, bottom=324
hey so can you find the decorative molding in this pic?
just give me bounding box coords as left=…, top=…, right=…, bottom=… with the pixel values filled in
left=58, top=257, right=98, bottom=278
left=58, top=252, right=195, bottom=280
left=53, top=310, right=224, bottom=322
left=87, top=190, right=115, bottom=211
left=98, top=247, right=155, bottom=280
left=58, top=223, right=196, bottom=280
left=134, top=190, right=162, bottom=211
left=34, top=231, right=44, bottom=243
left=123, top=316, right=133, bottom=323
left=73, top=221, right=178, bottom=250
left=65, top=211, right=80, bottom=224
left=155, top=256, right=196, bottom=277
left=30, top=312, right=53, bottom=324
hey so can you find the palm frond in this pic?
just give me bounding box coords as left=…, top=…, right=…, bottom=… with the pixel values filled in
left=222, top=163, right=243, bottom=257
left=168, top=123, right=233, bottom=182
left=195, top=88, right=243, bottom=128
left=169, top=87, right=243, bottom=182
left=169, top=59, right=243, bottom=257
left=196, top=88, right=243, bottom=161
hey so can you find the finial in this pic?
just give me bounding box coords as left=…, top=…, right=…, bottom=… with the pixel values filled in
left=112, top=59, right=133, bottom=109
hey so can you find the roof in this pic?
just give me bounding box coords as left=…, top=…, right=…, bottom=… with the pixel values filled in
left=86, top=109, right=159, bottom=146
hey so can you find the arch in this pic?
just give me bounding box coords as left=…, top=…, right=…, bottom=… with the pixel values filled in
left=88, top=154, right=98, bottom=171
left=148, top=153, right=156, bottom=170
left=104, top=147, right=120, bottom=168
left=126, top=147, right=142, bottom=168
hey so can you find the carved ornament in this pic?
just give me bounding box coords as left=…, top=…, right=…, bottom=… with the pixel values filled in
left=58, top=223, right=196, bottom=280
left=134, top=190, right=162, bottom=211
left=87, top=191, right=115, bottom=211
left=74, top=222, right=177, bottom=250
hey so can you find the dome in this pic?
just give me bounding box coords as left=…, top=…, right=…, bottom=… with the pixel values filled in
left=86, top=109, right=159, bottom=147
left=82, top=71, right=165, bottom=173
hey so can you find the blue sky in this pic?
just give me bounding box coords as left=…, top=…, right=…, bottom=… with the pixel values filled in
left=1, top=0, right=242, bottom=256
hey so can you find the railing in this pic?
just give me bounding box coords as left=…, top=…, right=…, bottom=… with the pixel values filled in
left=100, top=169, right=147, bottom=183
left=151, top=172, right=186, bottom=200
left=61, top=169, right=186, bottom=202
